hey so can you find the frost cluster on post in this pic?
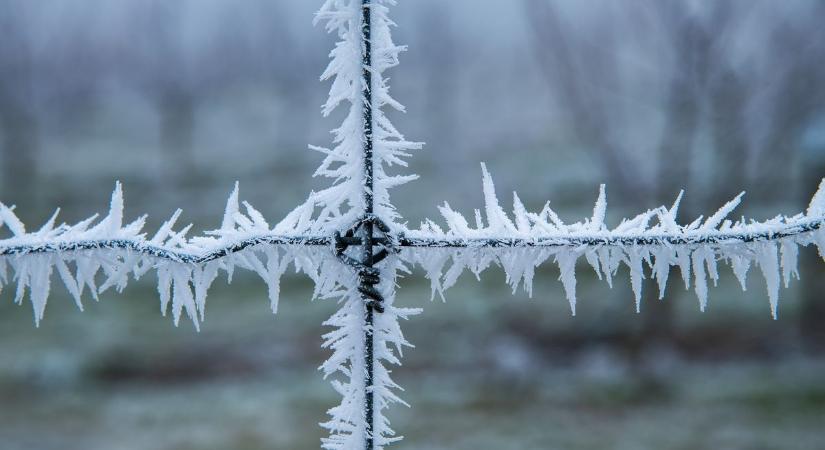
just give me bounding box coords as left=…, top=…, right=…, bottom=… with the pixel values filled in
left=1, top=1, right=824, bottom=449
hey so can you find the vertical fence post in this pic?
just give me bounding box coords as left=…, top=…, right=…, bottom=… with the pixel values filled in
left=360, top=1, right=376, bottom=449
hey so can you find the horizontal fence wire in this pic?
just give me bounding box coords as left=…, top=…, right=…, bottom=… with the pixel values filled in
left=0, top=235, right=332, bottom=264
left=396, top=218, right=825, bottom=249
left=0, top=218, right=822, bottom=265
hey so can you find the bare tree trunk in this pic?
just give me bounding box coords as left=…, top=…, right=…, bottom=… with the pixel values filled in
left=0, top=3, right=39, bottom=205
left=752, top=11, right=825, bottom=204
left=0, top=93, right=38, bottom=202
left=419, top=7, right=459, bottom=169
left=800, top=154, right=825, bottom=349
left=157, top=88, right=196, bottom=181
left=640, top=1, right=718, bottom=352
left=523, top=0, right=643, bottom=204
left=707, top=71, right=748, bottom=203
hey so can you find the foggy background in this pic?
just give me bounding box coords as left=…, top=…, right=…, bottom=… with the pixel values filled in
left=1, top=0, right=824, bottom=449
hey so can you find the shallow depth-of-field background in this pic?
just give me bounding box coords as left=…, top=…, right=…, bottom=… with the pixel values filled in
left=1, top=1, right=824, bottom=449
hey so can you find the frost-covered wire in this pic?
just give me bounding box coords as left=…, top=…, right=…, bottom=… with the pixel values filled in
left=0, top=183, right=333, bottom=329
left=319, top=258, right=419, bottom=450
left=311, top=0, right=423, bottom=233
left=0, top=236, right=333, bottom=263
left=314, top=1, right=420, bottom=448
left=402, top=165, right=825, bottom=319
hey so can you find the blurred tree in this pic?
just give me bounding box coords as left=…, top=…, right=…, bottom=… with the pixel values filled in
left=115, top=0, right=308, bottom=183
left=523, top=0, right=641, bottom=203
left=523, top=0, right=712, bottom=350
left=753, top=10, right=825, bottom=203
left=523, top=0, right=825, bottom=356
left=801, top=152, right=825, bottom=348
left=416, top=7, right=460, bottom=171
left=136, top=0, right=198, bottom=181
left=0, top=2, right=39, bottom=204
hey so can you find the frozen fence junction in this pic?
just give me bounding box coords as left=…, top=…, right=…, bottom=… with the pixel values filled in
left=1, top=1, right=824, bottom=449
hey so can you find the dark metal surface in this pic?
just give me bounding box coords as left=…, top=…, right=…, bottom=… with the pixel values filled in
left=0, top=235, right=332, bottom=264
left=1, top=218, right=821, bottom=267
left=360, top=1, right=377, bottom=448
left=394, top=218, right=825, bottom=249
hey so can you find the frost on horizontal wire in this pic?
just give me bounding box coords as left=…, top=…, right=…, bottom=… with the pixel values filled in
left=404, top=167, right=825, bottom=319
left=0, top=183, right=332, bottom=330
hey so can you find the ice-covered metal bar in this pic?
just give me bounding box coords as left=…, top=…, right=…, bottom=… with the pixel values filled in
left=0, top=235, right=332, bottom=264
left=397, top=218, right=825, bottom=249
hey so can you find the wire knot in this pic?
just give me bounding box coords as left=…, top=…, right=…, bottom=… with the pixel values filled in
left=332, top=216, right=397, bottom=313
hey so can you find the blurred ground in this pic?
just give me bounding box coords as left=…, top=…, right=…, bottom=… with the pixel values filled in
left=1, top=269, right=823, bottom=450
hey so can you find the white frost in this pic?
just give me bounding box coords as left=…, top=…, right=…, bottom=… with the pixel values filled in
left=0, top=184, right=328, bottom=329
left=404, top=165, right=825, bottom=321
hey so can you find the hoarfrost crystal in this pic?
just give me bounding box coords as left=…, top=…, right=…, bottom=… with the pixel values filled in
left=405, top=164, right=825, bottom=319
